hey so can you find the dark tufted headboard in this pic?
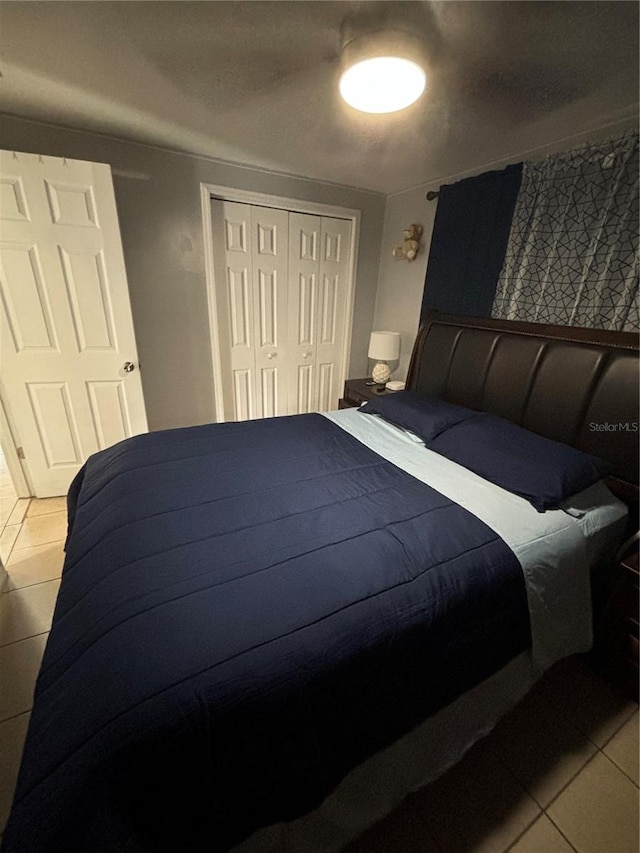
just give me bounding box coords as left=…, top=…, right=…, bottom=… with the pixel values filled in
left=406, top=313, right=639, bottom=499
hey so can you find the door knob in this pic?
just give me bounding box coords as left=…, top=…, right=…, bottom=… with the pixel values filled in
left=266, top=352, right=277, bottom=360
left=122, top=361, right=136, bottom=373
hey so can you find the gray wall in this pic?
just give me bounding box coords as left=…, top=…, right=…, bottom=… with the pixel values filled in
left=1, top=115, right=385, bottom=430
left=373, top=187, right=437, bottom=381
left=374, top=118, right=639, bottom=381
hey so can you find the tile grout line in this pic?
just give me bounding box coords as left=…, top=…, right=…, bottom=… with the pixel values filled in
left=7, top=501, right=69, bottom=562
left=10, top=536, right=67, bottom=556
left=482, top=746, right=545, bottom=850
left=603, top=756, right=640, bottom=789
left=536, top=666, right=638, bottom=786
left=1, top=489, right=24, bottom=523
left=25, top=507, right=67, bottom=519
left=3, top=575, right=62, bottom=594
left=541, top=678, right=638, bottom=753
left=541, top=809, right=580, bottom=853
left=0, top=511, right=16, bottom=540
left=501, top=741, right=625, bottom=853
left=593, top=747, right=640, bottom=790
left=0, top=529, right=22, bottom=567
left=0, top=709, right=31, bottom=728
left=489, top=734, right=590, bottom=815
left=502, top=812, right=544, bottom=853
left=583, top=705, right=639, bottom=752
left=0, top=629, right=49, bottom=651
left=13, top=534, right=65, bottom=551
left=5, top=574, right=64, bottom=594
left=541, top=746, right=640, bottom=823
left=5, top=499, right=30, bottom=530
left=540, top=749, right=601, bottom=814
left=1, top=497, right=27, bottom=563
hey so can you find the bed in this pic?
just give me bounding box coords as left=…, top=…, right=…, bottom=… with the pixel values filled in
left=2, top=313, right=638, bottom=853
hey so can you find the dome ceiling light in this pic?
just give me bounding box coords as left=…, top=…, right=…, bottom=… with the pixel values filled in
left=339, top=29, right=427, bottom=114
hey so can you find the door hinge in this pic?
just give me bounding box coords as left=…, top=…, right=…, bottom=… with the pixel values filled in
left=16, top=446, right=25, bottom=459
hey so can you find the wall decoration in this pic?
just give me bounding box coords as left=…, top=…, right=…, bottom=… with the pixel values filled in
left=392, top=223, right=423, bottom=262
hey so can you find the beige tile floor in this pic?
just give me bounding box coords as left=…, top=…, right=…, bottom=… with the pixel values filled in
left=0, top=463, right=638, bottom=851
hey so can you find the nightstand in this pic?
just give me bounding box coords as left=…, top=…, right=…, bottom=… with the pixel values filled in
left=592, top=537, right=639, bottom=702
left=338, top=378, right=396, bottom=409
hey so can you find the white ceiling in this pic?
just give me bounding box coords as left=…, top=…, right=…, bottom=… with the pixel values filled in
left=1, top=1, right=638, bottom=194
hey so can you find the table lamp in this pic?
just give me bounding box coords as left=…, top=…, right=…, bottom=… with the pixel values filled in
left=368, top=331, right=400, bottom=385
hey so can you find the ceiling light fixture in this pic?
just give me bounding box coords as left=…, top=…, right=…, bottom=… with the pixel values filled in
left=339, top=29, right=427, bottom=114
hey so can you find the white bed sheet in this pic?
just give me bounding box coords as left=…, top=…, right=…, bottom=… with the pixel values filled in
left=232, top=407, right=627, bottom=853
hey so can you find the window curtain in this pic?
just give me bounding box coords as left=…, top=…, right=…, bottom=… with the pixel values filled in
left=419, top=164, right=522, bottom=324
left=492, top=130, right=639, bottom=331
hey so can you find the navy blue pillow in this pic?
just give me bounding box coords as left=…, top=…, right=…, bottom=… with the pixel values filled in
left=427, top=413, right=612, bottom=512
left=359, top=391, right=476, bottom=442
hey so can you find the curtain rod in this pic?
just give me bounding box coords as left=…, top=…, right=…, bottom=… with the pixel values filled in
left=426, top=190, right=439, bottom=200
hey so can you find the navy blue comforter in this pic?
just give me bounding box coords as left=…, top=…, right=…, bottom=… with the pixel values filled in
left=3, top=414, right=530, bottom=852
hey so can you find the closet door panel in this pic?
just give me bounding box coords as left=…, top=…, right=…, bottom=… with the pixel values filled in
left=316, top=217, right=351, bottom=411
left=250, top=206, right=289, bottom=417
left=212, top=200, right=256, bottom=421
left=288, top=212, right=320, bottom=414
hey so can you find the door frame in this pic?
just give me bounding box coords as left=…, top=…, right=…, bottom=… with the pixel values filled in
left=200, top=183, right=361, bottom=422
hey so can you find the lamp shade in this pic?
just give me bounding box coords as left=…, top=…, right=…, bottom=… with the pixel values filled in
left=368, top=331, right=400, bottom=361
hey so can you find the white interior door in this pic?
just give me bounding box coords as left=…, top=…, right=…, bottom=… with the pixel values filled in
left=0, top=151, right=147, bottom=497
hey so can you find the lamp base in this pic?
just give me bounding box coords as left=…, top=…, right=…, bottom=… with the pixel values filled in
left=371, top=361, right=391, bottom=384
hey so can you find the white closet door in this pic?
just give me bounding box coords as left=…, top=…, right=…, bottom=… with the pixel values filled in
left=211, top=200, right=353, bottom=421
left=316, top=217, right=351, bottom=412
left=287, top=213, right=320, bottom=414
left=250, top=205, right=289, bottom=418
left=0, top=151, right=147, bottom=497
left=212, top=200, right=255, bottom=420
left=212, top=200, right=289, bottom=421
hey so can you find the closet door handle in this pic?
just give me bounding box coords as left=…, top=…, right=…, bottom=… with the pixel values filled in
left=266, top=352, right=277, bottom=360
left=302, top=351, right=312, bottom=359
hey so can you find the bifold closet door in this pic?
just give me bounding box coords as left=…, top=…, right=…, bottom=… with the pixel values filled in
left=288, top=213, right=351, bottom=414
left=212, top=200, right=289, bottom=420
left=212, top=199, right=351, bottom=420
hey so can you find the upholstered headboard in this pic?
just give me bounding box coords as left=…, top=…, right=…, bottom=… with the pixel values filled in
left=406, top=313, right=639, bottom=497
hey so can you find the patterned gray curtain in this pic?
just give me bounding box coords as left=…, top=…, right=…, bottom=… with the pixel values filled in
left=492, top=130, right=639, bottom=331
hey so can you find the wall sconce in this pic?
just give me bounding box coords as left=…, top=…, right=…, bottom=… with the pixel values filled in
left=392, top=223, right=423, bottom=262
